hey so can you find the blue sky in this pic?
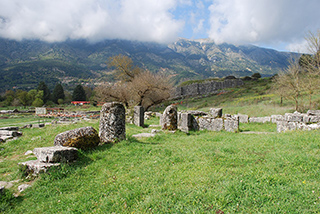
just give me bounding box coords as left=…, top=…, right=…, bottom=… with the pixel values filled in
left=0, top=0, right=320, bottom=52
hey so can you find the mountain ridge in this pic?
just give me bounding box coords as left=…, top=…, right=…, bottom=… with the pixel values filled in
left=0, top=38, right=297, bottom=92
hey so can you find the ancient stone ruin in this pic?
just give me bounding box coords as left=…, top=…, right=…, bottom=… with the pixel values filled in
left=54, top=126, right=100, bottom=149
left=134, top=106, right=144, bottom=127
left=99, top=102, right=126, bottom=143
left=0, top=127, right=22, bottom=142
left=161, top=105, right=178, bottom=131
left=19, top=146, right=78, bottom=176
left=274, top=111, right=320, bottom=132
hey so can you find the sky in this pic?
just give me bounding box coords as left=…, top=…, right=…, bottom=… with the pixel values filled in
left=0, top=0, right=320, bottom=53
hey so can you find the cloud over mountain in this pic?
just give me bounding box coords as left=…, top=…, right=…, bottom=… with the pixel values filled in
left=0, top=0, right=183, bottom=43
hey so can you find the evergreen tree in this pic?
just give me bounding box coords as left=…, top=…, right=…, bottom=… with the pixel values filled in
left=72, top=84, right=86, bottom=101
left=37, top=81, right=51, bottom=104
left=52, top=83, right=65, bottom=104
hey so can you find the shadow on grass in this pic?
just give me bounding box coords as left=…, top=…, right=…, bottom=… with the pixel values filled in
left=126, top=135, right=160, bottom=145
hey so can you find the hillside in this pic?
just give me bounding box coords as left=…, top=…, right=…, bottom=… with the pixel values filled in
left=0, top=38, right=297, bottom=92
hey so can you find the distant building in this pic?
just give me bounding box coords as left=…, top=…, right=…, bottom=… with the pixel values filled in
left=71, top=101, right=91, bottom=106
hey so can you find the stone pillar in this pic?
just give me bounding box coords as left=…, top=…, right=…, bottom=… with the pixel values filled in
left=178, top=113, right=193, bottom=133
left=161, top=105, right=177, bottom=130
left=134, top=106, right=144, bottom=127
left=99, top=102, right=126, bottom=143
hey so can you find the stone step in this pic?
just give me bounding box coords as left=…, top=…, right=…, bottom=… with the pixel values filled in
left=33, top=146, right=78, bottom=163
left=19, top=160, right=60, bottom=176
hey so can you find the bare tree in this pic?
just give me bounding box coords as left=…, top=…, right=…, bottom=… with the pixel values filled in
left=95, top=55, right=172, bottom=110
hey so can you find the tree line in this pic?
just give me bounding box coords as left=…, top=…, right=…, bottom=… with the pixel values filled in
left=0, top=82, right=89, bottom=107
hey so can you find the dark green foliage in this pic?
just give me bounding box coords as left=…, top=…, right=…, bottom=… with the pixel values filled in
left=72, top=85, right=86, bottom=101
left=0, top=188, right=15, bottom=212
left=52, top=83, right=65, bottom=104
left=252, top=72, right=261, bottom=78
left=37, top=81, right=51, bottom=104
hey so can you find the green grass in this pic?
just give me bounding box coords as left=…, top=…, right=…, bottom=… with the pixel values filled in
left=1, top=117, right=320, bottom=213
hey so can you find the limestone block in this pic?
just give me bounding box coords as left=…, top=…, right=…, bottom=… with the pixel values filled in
left=54, top=126, right=100, bottom=149
left=249, top=117, right=271, bottom=123
left=209, top=108, right=222, bottom=118
left=33, top=146, right=78, bottom=163
left=271, top=115, right=285, bottom=123
left=178, top=113, right=193, bottom=133
left=161, top=105, right=178, bottom=131
left=307, top=110, right=320, bottom=116
left=285, top=112, right=303, bottom=122
left=0, top=126, right=19, bottom=131
left=237, top=114, right=249, bottom=123
left=32, top=123, right=45, bottom=128
left=99, top=102, right=126, bottom=143
left=0, top=130, right=22, bottom=137
left=19, top=160, right=60, bottom=176
left=134, top=106, right=144, bottom=127
left=224, top=115, right=239, bottom=132
left=197, top=116, right=224, bottom=131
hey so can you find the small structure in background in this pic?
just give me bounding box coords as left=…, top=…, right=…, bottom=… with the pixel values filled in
left=71, top=101, right=91, bottom=106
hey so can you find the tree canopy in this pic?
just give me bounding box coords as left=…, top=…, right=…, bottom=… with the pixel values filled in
left=72, top=84, right=87, bottom=101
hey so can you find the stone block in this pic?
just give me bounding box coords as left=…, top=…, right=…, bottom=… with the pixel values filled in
left=19, top=160, right=60, bottom=176
left=134, top=106, right=144, bottom=127
left=237, top=114, right=249, bottom=123
left=307, top=110, right=320, bottom=116
left=0, top=126, right=19, bottom=131
left=0, top=130, right=22, bottom=137
left=271, top=115, right=285, bottom=123
left=224, top=115, right=239, bottom=132
left=54, top=126, right=100, bottom=149
left=249, top=117, right=271, bottom=123
left=197, top=116, right=224, bottom=131
left=209, top=108, right=222, bottom=118
left=99, top=102, right=126, bottom=143
left=285, top=112, right=303, bottom=122
left=178, top=113, right=193, bottom=133
left=32, top=123, right=45, bottom=128
left=33, top=146, right=78, bottom=163
left=161, top=105, right=178, bottom=131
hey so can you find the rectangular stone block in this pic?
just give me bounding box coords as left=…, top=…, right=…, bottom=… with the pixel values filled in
left=271, top=115, right=285, bottom=123
left=19, top=160, right=60, bottom=176
left=33, top=146, right=78, bottom=163
left=134, top=106, right=144, bottom=127
left=285, top=113, right=303, bottom=122
left=307, top=110, right=320, bottom=116
left=224, top=115, right=239, bottom=132
left=209, top=108, right=222, bottom=118
left=237, top=114, right=248, bottom=123
left=197, top=117, right=224, bottom=131
left=178, top=113, right=193, bottom=133
left=249, top=117, right=271, bottom=123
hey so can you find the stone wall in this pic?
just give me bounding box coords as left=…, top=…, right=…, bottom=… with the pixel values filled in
left=172, top=79, right=244, bottom=99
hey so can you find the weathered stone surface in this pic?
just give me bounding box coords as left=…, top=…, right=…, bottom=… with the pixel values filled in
left=249, top=117, right=271, bottom=123
left=276, top=120, right=320, bottom=132
left=19, top=160, right=60, bottom=176
left=224, top=115, right=239, bottom=132
left=161, top=105, right=178, bottom=130
left=197, top=116, right=224, bottom=131
left=99, top=102, right=126, bottom=143
left=32, top=123, right=45, bottom=128
left=0, top=126, right=19, bottom=131
left=0, top=130, right=22, bottom=137
left=285, top=112, right=303, bottom=122
left=271, top=115, right=285, bottom=123
left=209, top=108, right=222, bottom=118
left=186, top=110, right=208, bottom=116
left=33, top=146, right=78, bottom=163
left=134, top=106, right=144, bottom=127
left=307, top=110, right=320, bottom=116
left=132, top=133, right=156, bottom=138
left=178, top=113, right=193, bottom=133
left=18, top=184, right=31, bottom=192
left=54, top=126, right=100, bottom=149
left=0, top=186, right=4, bottom=195
left=237, top=114, right=249, bottom=123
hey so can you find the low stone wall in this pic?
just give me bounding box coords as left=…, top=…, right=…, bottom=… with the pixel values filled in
left=172, top=79, right=244, bottom=99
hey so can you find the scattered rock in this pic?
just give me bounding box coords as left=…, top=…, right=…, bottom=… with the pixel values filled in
left=132, top=133, right=156, bottom=138
left=19, top=160, right=60, bottom=176
left=54, top=126, right=100, bottom=150
left=18, top=184, right=31, bottom=192
left=24, top=150, right=33, bottom=155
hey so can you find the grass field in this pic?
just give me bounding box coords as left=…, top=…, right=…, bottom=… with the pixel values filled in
left=1, top=79, right=320, bottom=213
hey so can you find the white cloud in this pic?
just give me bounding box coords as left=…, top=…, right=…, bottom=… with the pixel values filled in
left=0, top=0, right=184, bottom=43
left=208, top=0, right=320, bottom=49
